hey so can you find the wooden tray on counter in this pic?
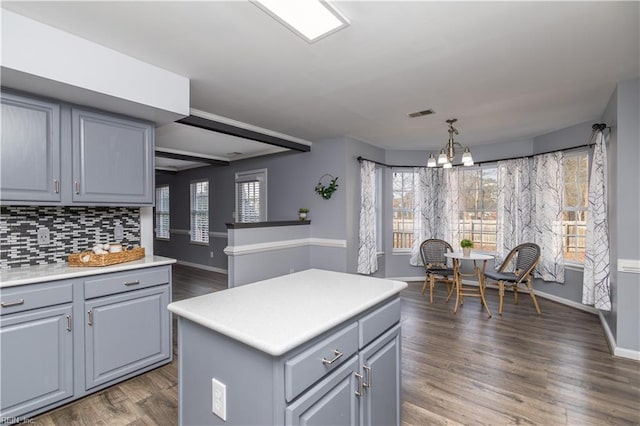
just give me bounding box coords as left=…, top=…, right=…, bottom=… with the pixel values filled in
left=68, top=247, right=145, bottom=267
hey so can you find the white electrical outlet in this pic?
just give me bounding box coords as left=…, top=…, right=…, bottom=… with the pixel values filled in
left=212, top=378, right=227, bottom=421
left=37, top=228, right=50, bottom=245
left=210, top=251, right=214, bottom=259
left=114, top=225, right=124, bottom=241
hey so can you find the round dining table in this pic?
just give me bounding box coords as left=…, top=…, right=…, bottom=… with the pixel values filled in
left=444, top=251, right=494, bottom=318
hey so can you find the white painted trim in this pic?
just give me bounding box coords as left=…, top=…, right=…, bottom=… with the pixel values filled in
left=155, top=146, right=229, bottom=162
left=533, top=289, right=599, bottom=314
left=169, top=229, right=227, bottom=239
left=176, top=260, right=228, bottom=275
left=618, top=259, right=640, bottom=274
left=224, top=238, right=347, bottom=256
left=190, top=108, right=313, bottom=147
left=140, top=207, right=154, bottom=256
left=598, top=311, right=640, bottom=361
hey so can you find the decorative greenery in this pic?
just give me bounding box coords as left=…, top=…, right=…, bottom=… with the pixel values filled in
left=460, top=239, right=474, bottom=248
left=315, top=174, right=339, bottom=200
left=298, top=208, right=309, bottom=213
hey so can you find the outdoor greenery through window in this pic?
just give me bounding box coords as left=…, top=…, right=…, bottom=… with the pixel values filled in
left=458, top=167, right=498, bottom=251
left=392, top=171, right=415, bottom=250
left=155, top=185, right=170, bottom=239
left=563, top=152, right=589, bottom=263
left=236, top=169, right=267, bottom=222
left=190, top=179, right=209, bottom=244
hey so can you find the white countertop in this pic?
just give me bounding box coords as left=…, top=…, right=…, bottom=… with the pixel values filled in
left=167, top=269, right=407, bottom=357
left=0, top=255, right=176, bottom=288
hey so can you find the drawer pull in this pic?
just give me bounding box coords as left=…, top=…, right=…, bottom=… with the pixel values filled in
left=1, top=299, right=25, bottom=307
left=54, top=179, right=60, bottom=194
left=124, top=280, right=141, bottom=286
left=88, top=310, right=93, bottom=326
left=321, top=349, right=343, bottom=365
left=66, top=314, right=72, bottom=331
left=355, top=372, right=364, bottom=397
left=363, top=364, right=372, bottom=388
left=75, top=181, right=80, bottom=195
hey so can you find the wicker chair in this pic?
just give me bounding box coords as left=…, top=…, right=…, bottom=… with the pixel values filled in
left=419, top=239, right=455, bottom=304
left=484, top=243, right=541, bottom=315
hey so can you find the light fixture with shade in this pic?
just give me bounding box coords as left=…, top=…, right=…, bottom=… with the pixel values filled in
left=427, top=118, right=474, bottom=168
left=253, top=0, right=349, bottom=43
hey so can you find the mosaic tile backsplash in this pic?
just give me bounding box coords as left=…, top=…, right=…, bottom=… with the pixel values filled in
left=1, top=206, right=140, bottom=269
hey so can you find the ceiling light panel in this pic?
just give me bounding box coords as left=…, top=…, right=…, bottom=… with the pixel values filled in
left=254, top=0, right=349, bottom=43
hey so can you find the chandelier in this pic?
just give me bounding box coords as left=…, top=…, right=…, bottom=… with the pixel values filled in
left=427, top=118, right=474, bottom=168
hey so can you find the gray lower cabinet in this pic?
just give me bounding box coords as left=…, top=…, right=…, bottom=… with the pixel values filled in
left=0, top=265, right=172, bottom=421
left=85, top=285, right=171, bottom=390
left=0, top=305, right=73, bottom=419
left=177, top=296, right=401, bottom=426
left=0, top=90, right=154, bottom=206
left=0, top=91, right=61, bottom=202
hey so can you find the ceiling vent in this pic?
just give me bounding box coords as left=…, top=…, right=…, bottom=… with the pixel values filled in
left=408, top=109, right=435, bottom=118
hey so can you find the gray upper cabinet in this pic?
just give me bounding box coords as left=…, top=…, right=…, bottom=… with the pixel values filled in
left=0, top=92, right=61, bottom=202
left=0, top=90, right=155, bottom=206
left=72, top=108, right=154, bottom=205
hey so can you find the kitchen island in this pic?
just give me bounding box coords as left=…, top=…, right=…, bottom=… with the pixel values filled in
left=168, top=269, right=407, bottom=426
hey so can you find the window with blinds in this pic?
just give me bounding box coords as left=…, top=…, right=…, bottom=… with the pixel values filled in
left=155, top=185, right=170, bottom=239
left=190, top=179, right=209, bottom=244
left=235, top=169, right=267, bottom=222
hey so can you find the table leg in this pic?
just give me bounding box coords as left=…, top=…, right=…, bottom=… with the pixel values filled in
left=453, top=258, right=461, bottom=314
left=477, top=259, right=492, bottom=318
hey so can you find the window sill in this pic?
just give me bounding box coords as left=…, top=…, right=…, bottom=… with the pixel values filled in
left=155, top=237, right=170, bottom=242
left=392, top=250, right=411, bottom=256
left=564, top=262, right=584, bottom=272
left=190, top=241, right=210, bottom=246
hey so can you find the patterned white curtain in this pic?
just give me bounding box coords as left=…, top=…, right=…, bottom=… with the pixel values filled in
left=442, top=167, right=461, bottom=247
left=357, top=160, right=378, bottom=274
left=532, top=152, right=565, bottom=282
left=410, top=168, right=445, bottom=265
left=582, top=131, right=611, bottom=310
left=496, top=158, right=533, bottom=264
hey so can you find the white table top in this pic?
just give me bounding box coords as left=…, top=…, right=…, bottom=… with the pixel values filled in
left=168, top=269, right=407, bottom=357
left=445, top=252, right=494, bottom=261
left=0, top=256, right=176, bottom=288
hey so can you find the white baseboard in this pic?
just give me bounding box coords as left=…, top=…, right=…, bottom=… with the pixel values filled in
left=176, top=260, right=228, bottom=275
left=533, top=289, right=598, bottom=314
left=598, top=311, right=640, bottom=361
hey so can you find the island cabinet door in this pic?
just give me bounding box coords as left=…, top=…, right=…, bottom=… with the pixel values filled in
left=359, top=324, right=401, bottom=426
left=285, top=356, right=359, bottom=426
left=0, top=305, right=73, bottom=419
left=84, top=285, right=170, bottom=390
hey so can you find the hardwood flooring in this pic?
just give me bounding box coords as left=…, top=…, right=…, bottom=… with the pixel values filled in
left=32, top=265, right=639, bottom=425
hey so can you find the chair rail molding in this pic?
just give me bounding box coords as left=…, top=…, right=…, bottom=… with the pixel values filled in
left=224, top=238, right=347, bottom=256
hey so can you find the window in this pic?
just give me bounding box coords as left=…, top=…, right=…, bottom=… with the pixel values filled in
left=563, top=152, right=589, bottom=263
left=375, top=168, right=383, bottom=253
left=458, top=167, right=498, bottom=252
left=236, top=169, right=267, bottom=222
left=392, top=171, right=415, bottom=251
left=190, top=179, right=209, bottom=244
left=155, top=185, right=170, bottom=239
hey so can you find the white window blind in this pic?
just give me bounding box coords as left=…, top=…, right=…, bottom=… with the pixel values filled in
left=236, top=169, right=267, bottom=222
left=190, top=180, right=209, bottom=243
left=155, top=185, right=170, bottom=239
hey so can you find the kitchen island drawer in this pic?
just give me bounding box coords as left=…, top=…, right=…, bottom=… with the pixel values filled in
left=0, top=281, right=73, bottom=315
left=358, top=297, right=401, bottom=349
left=285, top=322, right=358, bottom=402
left=84, top=267, right=169, bottom=299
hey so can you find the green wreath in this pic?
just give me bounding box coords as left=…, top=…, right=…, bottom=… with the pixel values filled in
left=315, top=174, right=339, bottom=200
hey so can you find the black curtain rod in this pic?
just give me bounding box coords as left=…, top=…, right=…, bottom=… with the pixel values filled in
left=357, top=123, right=609, bottom=169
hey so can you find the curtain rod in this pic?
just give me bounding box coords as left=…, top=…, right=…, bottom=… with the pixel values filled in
left=357, top=123, right=609, bottom=169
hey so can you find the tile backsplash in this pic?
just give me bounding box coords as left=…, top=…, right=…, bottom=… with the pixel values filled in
left=0, top=206, right=140, bottom=269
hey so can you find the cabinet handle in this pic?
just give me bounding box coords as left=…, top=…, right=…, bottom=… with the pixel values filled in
left=88, top=310, right=93, bottom=326
left=321, top=349, right=343, bottom=365
left=363, top=364, right=372, bottom=388
left=1, top=299, right=25, bottom=307
left=354, top=372, right=365, bottom=397
left=66, top=314, right=72, bottom=331
left=75, top=181, right=80, bottom=194
left=124, top=280, right=140, bottom=286
left=54, top=179, right=60, bottom=194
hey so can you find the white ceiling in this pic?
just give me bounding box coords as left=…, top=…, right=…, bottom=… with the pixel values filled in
left=3, top=1, right=638, bottom=166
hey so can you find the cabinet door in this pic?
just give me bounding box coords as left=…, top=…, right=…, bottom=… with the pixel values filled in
left=72, top=108, right=153, bottom=204
left=0, top=305, right=73, bottom=418
left=359, top=324, right=401, bottom=426
left=286, top=356, right=359, bottom=426
left=0, top=92, right=61, bottom=202
left=85, top=285, right=170, bottom=389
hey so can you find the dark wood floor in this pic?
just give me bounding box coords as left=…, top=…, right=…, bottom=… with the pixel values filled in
left=33, top=264, right=640, bottom=425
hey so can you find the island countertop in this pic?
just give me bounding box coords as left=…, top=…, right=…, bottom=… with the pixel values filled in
left=0, top=255, right=176, bottom=288
left=167, top=269, right=407, bottom=356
